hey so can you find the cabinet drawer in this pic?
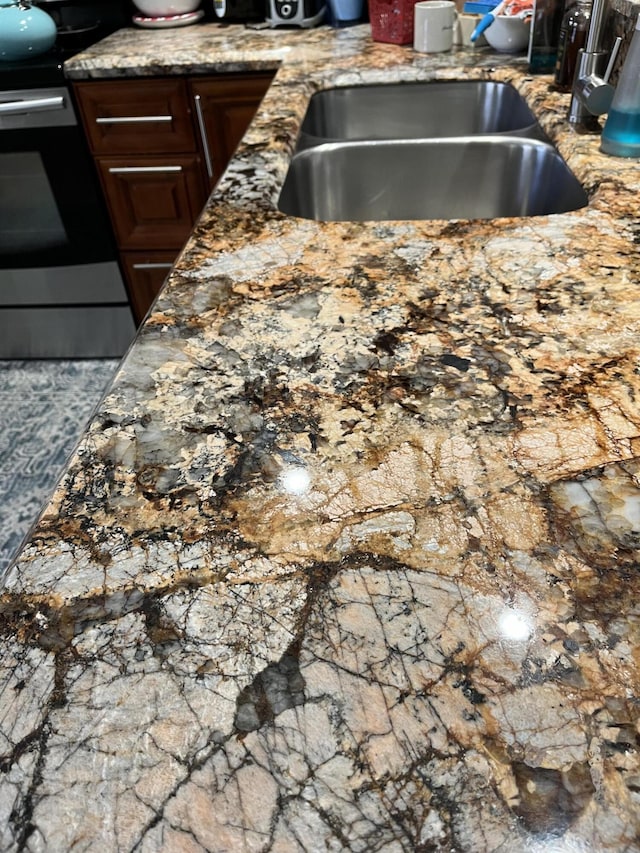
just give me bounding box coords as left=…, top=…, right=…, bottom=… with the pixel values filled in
left=121, top=250, right=177, bottom=324
left=74, top=79, right=196, bottom=155
left=98, top=156, right=207, bottom=250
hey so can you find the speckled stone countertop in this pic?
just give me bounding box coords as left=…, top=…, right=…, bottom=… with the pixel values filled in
left=2, top=22, right=640, bottom=852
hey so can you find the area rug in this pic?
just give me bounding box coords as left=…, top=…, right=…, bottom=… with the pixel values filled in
left=0, top=360, right=118, bottom=575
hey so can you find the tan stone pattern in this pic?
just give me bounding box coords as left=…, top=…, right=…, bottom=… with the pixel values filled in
left=1, top=23, right=639, bottom=852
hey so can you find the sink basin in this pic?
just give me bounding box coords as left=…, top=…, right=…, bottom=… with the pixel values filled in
left=278, top=136, right=588, bottom=221
left=296, top=81, right=545, bottom=150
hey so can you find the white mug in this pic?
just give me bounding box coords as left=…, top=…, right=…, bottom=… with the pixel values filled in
left=413, top=0, right=457, bottom=53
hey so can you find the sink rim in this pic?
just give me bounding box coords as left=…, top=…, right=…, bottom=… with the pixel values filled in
left=295, top=79, right=547, bottom=152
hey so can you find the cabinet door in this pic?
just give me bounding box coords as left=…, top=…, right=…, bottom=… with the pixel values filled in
left=74, top=79, right=196, bottom=155
left=121, top=250, right=177, bottom=324
left=98, top=155, right=207, bottom=250
left=189, top=73, right=274, bottom=189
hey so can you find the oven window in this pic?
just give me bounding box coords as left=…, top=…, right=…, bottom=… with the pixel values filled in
left=0, top=151, right=68, bottom=254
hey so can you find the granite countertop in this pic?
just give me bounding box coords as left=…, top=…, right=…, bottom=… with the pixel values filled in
left=2, top=22, right=640, bottom=852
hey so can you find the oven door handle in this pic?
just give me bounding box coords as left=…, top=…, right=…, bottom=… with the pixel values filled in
left=0, top=95, right=66, bottom=115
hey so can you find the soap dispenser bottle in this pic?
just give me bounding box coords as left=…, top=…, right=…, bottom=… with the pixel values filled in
left=601, top=15, right=640, bottom=157
left=554, top=0, right=592, bottom=92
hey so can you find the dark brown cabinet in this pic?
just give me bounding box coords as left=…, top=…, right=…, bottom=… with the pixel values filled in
left=73, top=79, right=195, bottom=155
left=190, top=74, right=274, bottom=190
left=120, top=251, right=178, bottom=324
left=73, top=72, right=274, bottom=324
left=97, top=155, right=207, bottom=250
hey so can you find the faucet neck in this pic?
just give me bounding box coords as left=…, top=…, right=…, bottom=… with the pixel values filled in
left=568, top=0, right=623, bottom=131
left=584, top=0, right=607, bottom=52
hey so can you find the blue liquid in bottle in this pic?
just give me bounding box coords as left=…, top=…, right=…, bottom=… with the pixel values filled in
left=601, top=16, right=640, bottom=158
left=601, top=107, right=640, bottom=157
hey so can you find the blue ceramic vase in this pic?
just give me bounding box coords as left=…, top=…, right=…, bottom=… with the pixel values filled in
left=0, top=0, right=57, bottom=62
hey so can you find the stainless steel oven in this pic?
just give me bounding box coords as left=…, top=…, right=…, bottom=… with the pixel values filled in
left=0, top=0, right=135, bottom=359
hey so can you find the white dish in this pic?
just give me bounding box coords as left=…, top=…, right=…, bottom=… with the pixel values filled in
left=132, top=9, right=203, bottom=27
left=484, top=15, right=530, bottom=53
left=132, top=0, right=200, bottom=18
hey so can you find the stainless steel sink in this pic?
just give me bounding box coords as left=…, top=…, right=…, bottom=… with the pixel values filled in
left=278, top=137, right=588, bottom=221
left=296, top=81, right=545, bottom=150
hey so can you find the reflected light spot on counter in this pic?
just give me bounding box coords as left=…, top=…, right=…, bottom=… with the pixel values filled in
left=498, top=607, right=533, bottom=642
left=526, top=834, right=592, bottom=853
left=280, top=466, right=311, bottom=496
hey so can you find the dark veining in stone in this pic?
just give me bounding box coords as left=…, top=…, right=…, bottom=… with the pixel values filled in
left=235, top=642, right=305, bottom=732
left=440, top=353, right=471, bottom=373
left=2, top=22, right=640, bottom=853
left=512, top=763, right=595, bottom=834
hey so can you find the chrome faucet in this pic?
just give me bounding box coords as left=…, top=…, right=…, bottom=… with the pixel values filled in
left=568, top=0, right=622, bottom=130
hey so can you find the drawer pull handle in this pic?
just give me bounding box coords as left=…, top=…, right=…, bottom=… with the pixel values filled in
left=193, top=94, right=214, bottom=180
left=96, top=115, right=173, bottom=124
left=108, top=166, right=183, bottom=174
left=132, top=263, right=174, bottom=270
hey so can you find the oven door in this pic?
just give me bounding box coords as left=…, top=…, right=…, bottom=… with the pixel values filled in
left=0, top=87, right=135, bottom=358
left=0, top=86, right=117, bottom=266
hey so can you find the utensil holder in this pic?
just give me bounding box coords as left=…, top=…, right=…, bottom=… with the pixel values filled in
left=368, top=0, right=420, bottom=43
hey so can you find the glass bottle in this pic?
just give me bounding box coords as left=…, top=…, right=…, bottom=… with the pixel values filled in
left=553, top=0, right=592, bottom=92
left=601, top=16, right=640, bottom=157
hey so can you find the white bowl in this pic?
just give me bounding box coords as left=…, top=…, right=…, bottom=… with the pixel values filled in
left=484, top=15, right=530, bottom=53
left=132, top=0, right=200, bottom=17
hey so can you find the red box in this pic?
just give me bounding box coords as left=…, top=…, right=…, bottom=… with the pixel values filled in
left=368, top=0, right=420, bottom=44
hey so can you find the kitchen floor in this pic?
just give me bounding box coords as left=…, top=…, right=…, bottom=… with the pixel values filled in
left=0, top=359, right=119, bottom=574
